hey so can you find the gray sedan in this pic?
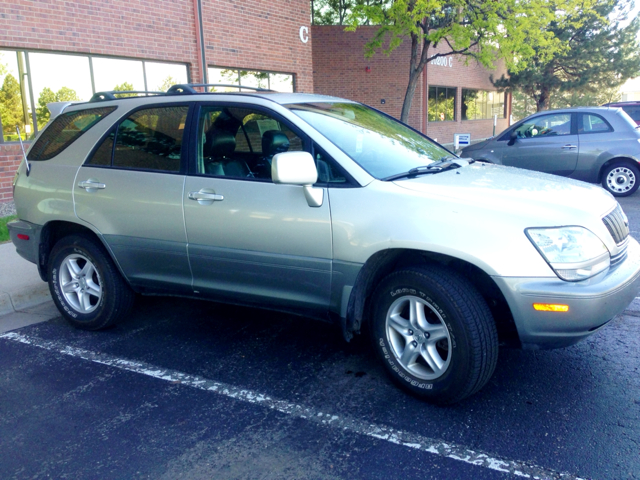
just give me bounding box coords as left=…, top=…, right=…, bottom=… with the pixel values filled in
left=461, top=107, right=640, bottom=196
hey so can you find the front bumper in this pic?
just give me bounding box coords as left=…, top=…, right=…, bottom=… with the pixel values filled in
left=493, top=237, right=640, bottom=349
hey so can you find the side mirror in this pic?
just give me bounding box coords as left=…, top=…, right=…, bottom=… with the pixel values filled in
left=508, top=130, right=518, bottom=146
left=271, top=151, right=323, bottom=207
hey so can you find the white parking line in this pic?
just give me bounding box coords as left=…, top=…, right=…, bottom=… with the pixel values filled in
left=1, top=331, right=583, bottom=480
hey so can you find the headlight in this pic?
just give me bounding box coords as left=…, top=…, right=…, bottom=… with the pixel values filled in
left=526, top=227, right=610, bottom=281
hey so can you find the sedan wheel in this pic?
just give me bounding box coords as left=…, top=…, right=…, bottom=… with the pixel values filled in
left=603, top=163, right=640, bottom=197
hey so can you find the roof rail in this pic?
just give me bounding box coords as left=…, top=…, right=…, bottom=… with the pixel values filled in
left=166, top=83, right=274, bottom=95
left=89, top=91, right=164, bottom=102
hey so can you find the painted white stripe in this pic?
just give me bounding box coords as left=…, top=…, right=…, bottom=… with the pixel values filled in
left=1, top=331, right=583, bottom=480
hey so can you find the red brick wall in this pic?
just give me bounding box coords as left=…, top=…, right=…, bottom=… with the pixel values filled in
left=0, top=0, right=204, bottom=81
left=311, top=25, right=424, bottom=131
left=203, top=0, right=314, bottom=93
left=424, top=43, right=511, bottom=146
left=311, top=25, right=511, bottom=144
left=0, top=144, right=23, bottom=203
left=0, top=0, right=314, bottom=94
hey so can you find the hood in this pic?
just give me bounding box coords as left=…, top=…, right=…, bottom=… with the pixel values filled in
left=392, top=162, right=616, bottom=223
left=461, top=139, right=491, bottom=153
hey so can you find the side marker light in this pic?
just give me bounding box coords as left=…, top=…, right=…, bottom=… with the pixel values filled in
left=17, top=234, right=30, bottom=241
left=533, top=303, right=569, bottom=312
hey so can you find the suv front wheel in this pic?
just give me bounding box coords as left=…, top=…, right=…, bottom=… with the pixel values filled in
left=370, top=266, right=498, bottom=405
left=48, top=234, right=135, bottom=330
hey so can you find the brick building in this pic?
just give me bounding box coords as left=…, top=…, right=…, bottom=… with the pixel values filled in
left=0, top=2, right=508, bottom=204
left=312, top=26, right=512, bottom=147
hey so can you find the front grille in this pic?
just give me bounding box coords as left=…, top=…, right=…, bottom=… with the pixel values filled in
left=610, top=241, right=628, bottom=267
left=602, top=204, right=629, bottom=246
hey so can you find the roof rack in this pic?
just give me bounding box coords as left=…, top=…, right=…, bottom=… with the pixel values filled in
left=89, top=91, right=164, bottom=102
left=166, top=84, right=274, bottom=94
left=88, top=84, right=274, bottom=102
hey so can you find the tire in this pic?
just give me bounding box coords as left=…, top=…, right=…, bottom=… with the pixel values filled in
left=602, top=162, right=640, bottom=197
left=370, top=266, right=498, bottom=405
left=48, top=234, right=135, bottom=330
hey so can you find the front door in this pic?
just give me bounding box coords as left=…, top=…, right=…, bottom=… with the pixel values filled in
left=501, top=112, right=579, bottom=176
left=183, top=104, right=333, bottom=312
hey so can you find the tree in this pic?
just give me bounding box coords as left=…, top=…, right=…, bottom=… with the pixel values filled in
left=0, top=74, right=25, bottom=134
left=36, top=86, right=80, bottom=128
left=347, top=0, right=597, bottom=123
left=493, top=0, right=640, bottom=111
left=313, top=0, right=389, bottom=25
left=113, top=82, right=136, bottom=98
left=156, top=76, right=177, bottom=92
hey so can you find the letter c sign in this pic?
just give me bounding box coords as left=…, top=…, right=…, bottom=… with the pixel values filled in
left=300, top=26, right=309, bottom=43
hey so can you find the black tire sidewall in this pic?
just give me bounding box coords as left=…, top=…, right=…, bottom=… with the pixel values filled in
left=371, top=270, right=478, bottom=402
left=48, top=236, right=115, bottom=329
left=602, top=163, right=640, bottom=197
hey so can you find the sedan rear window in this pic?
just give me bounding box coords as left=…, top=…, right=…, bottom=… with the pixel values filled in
left=28, top=106, right=116, bottom=161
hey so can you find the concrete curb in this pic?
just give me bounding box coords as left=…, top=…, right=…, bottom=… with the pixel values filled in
left=0, top=242, right=52, bottom=317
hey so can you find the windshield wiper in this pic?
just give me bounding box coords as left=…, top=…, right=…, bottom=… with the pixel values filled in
left=382, top=158, right=471, bottom=181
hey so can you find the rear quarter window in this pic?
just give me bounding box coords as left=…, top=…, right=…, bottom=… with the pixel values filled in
left=27, top=106, right=116, bottom=161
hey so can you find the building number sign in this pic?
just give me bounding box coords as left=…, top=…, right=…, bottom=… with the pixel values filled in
left=300, top=26, right=309, bottom=43
left=431, top=57, right=453, bottom=68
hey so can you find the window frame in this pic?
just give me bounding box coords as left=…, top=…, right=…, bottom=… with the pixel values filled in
left=578, top=113, right=613, bottom=135
left=27, top=106, right=117, bottom=161
left=187, top=102, right=355, bottom=187
left=461, top=89, right=505, bottom=121
left=427, top=86, right=457, bottom=122
left=84, top=102, right=193, bottom=175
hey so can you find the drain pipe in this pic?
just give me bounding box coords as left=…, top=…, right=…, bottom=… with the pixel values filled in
left=192, top=0, right=208, bottom=84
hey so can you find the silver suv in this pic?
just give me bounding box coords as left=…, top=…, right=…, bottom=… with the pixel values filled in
left=8, top=86, right=640, bottom=404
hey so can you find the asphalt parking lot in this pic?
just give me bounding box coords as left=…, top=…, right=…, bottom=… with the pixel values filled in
left=1, top=190, right=640, bottom=479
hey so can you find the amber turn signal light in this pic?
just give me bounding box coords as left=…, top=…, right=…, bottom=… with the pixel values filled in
left=533, top=303, right=569, bottom=312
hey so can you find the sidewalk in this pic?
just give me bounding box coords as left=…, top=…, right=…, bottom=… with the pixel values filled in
left=0, top=242, right=58, bottom=333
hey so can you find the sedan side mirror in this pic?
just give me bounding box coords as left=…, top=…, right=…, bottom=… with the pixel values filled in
left=272, top=151, right=323, bottom=207
left=508, top=130, right=518, bottom=146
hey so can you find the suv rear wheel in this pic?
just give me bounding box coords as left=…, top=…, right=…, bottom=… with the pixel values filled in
left=48, top=234, right=134, bottom=330
left=370, top=266, right=498, bottom=405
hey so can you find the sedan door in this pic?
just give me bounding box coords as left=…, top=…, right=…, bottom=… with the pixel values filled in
left=501, top=112, right=579, bottom=176
left=183, top=104, right=333, bottom=313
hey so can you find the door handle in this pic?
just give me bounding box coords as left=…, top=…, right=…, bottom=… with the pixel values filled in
left=78, top=179, right=106, bottom=191
left=188, top=190, right=224, bottom=204
left=561, top=144, right=577, bottom=149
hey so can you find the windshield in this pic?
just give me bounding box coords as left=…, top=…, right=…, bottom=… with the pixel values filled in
left=286, top=102, right=453, bottom=179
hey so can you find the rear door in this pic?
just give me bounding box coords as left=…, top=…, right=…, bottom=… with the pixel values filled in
left=74, top=104, right=193, bottom=293
left=501, top=112, right=579, bottom=176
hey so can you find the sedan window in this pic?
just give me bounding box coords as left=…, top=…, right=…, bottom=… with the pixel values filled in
left=513, top=113, right=572, bottom=139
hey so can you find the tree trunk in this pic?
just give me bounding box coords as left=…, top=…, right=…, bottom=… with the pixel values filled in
left=400, top=70, right=422, bottom=123
left=536, top=86, right=550, bottom=111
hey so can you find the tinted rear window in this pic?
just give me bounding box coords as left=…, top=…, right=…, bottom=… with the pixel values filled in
left=28, top=106, right=116, bottom=161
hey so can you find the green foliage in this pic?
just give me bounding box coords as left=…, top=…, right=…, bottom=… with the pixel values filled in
left=493, top=0, right=640, bottom=111
left=156, top=76, right=177, bottom=92
left=344, top=0, right=595, bottom=122
left=36, top=86, right=80, bottom=128
left=0, top=215, right=18, bottom=243
left=313, top=0, right=388, bottom=25
left=0, top=52, right=7, bottom=78
left=0, top=74, right=25, bottom=135
left=113, top=82, right=136, bottom=98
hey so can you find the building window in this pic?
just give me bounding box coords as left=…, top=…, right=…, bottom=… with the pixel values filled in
left=208, top=67, right=294, bottom=93
left=427, top=86, right=456, bottom=122
left=0, top=48, right=189, bottom=142
left=462, top=89, right=505, bottom=121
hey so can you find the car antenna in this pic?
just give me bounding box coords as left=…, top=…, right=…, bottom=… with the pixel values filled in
left=16, top=126, right=30, bottom=176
